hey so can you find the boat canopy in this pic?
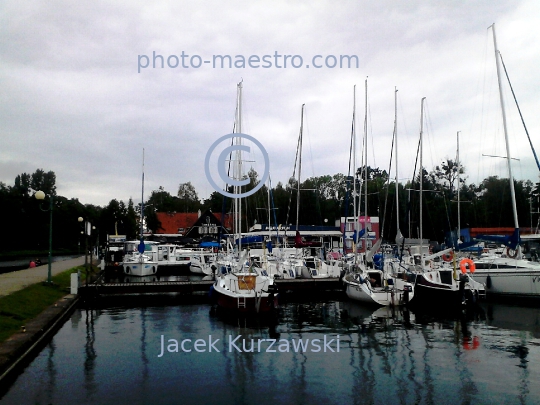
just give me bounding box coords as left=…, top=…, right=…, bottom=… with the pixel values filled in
left=474, top=228, right=520, bottom=250
left=199, top=241, right=220, bottom=248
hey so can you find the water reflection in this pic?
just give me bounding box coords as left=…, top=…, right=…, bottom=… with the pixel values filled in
left=2, top=297, right=540, bottom=404
left=84, top=308, right=97, bottom=398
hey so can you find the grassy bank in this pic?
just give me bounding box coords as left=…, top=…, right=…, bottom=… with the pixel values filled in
left=0, top=266, right=88, bottom=343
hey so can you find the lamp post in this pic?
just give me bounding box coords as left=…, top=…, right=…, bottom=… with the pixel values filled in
left=35, top=190, right=53, bottom=284
left=78, top=217, right=91, bottom=286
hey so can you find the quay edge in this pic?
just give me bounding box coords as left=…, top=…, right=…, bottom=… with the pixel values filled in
left=0, top=294, right=79, bottom=391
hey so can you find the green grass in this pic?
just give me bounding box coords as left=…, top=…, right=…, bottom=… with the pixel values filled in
left=0, top=265, right=91, bottom=343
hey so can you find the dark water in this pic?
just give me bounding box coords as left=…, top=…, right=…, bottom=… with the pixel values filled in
left=1, top=295, right=540, bottom=405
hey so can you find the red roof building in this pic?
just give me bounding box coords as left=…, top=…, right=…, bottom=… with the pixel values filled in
left=155, top=210, right=233, bottom=236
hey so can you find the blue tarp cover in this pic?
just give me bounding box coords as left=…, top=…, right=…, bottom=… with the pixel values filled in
left=200, top=241, right=220, bottom=248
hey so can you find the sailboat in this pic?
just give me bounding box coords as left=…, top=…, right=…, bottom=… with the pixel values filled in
left=285, top=104, right=340, bottom=279
left=406, top=99, right=485, bottom=306
left=468, top=24, right=540, bottom=298
left=211, top=81, right=279, bottom=313
left=343, top=82, right=415, bottom=306
left=123, top=149, right=159, bottom=277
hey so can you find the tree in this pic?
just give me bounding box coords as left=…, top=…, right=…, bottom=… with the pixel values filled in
left=428, top=159, right=464, bottom=195
left=177, top=182, right=201, bottom=212
left=31, top=169, right=57, bottom=196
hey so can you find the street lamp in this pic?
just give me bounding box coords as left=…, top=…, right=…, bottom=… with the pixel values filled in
left=78, top=217, right=92, bottom=286
left=35, top=190, right=53, bottom=284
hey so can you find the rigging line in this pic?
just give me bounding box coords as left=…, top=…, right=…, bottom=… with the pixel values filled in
left=268, top=175, right=280, bottom=242
left=465, top=30, right=489, bottom=182
left=343, top=87, right=356, bottom=248
left=380, top=123, right=396, bottom=239
left=284, top=122, right=302, bottom=230
left=478, top=28, right=494, bottom=184
left=303, top=106, right=317, bottom=180
left=218, top=135, right=236, bottom=243
left=440, top=188, right=453, bottom=247
left=499, top=52, right=540, bottom=172
left=423, top=99, right=436, bottom=172
left=367, top=94, right=377, bottom=170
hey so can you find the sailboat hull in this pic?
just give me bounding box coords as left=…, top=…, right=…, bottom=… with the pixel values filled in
left=414, top=270, right=484, bottom=306
left=211, top=273, right=279, bottom=313
left=472, top=258, right=540, bottom=297
left=212, top=289, right=278, bottom=313
left=343, top=274, right=414, bottom=306
left=123, top=261, right=158, bottom=277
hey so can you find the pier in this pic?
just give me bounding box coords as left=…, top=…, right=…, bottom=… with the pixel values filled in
left=78, top=277, right=343, bottom=297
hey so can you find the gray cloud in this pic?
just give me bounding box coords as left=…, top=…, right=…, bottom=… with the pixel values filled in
left=1, top=0, right=538, bottom=207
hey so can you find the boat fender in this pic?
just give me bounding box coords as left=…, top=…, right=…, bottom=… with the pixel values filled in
left=459, top=258, right=475, bottom=274
left=442, top=252, right=454, bottom=262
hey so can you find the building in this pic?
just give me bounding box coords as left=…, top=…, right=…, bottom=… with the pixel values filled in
left=341, top=216, right=380, bottom=253
left=154, top=209, right=231, bottom=241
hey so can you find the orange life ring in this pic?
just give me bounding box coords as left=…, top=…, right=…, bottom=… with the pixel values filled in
left=506, top=247, right=518, bottom=259
left=459, top=258, right=476, bottom=274
left=442, top=251, right=454, bottom=262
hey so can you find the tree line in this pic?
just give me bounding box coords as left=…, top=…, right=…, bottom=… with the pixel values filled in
left=1, top=163, right=538, bottom=256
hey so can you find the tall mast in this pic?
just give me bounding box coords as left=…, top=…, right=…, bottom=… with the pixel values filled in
left=296, top=104, right=305, bottom=232
left=457, top=131, right=461, bottom=243
left=419, top=97, right=426, bottom=254
left=235, top=81, right=243, bottom=250
left=363, top=78, right=368, bottom=252
left=394, top=88, right=399, bottom=234
left=352, top=86, right=357, bottom=255
left=140, top=148, right=145, bottom=241
left=491, top=23, right=519, bottom=229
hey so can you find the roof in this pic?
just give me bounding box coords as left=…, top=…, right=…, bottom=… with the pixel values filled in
left=155, top=211, right=233, bottom=234
left=156, top=212, right=199, bottom=234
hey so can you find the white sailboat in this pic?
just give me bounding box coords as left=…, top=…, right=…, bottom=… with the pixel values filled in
left=123, top=150, right=159, bottom=277
left=405, top=98, right=484, bottom=306
left=343, top=82, right=414, bottom=306
left=211, top=82, right=278, bottom=313
left=469, top=24, right=540, bottom=298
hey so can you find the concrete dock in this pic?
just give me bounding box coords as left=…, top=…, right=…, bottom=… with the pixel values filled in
left=78, top=277, right=343, bottom=297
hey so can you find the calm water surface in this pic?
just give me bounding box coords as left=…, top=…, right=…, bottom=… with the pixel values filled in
left=1, top=294, right=540, bottom=405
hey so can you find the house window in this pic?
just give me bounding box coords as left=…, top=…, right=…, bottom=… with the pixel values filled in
left=199, top=225, right=218, bottom=234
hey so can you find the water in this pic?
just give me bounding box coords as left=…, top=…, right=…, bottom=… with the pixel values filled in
left=1, top=295, right=540, bottom=405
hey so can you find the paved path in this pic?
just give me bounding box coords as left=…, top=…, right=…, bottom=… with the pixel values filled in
left=0, top=256, right=86, bottom=297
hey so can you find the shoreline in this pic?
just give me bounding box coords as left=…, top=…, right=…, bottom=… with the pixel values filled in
left=0, top=293, right=80, bottom=389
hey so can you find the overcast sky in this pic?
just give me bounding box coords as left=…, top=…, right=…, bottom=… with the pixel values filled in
left=2, top=0, right=539, bottom=208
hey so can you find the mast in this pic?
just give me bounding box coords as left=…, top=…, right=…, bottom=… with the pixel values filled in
left=235, top=81, right=243, bottom=251
left=491, top=23, right=519, bottom=230
left=363, top=78, right=368, bottom=253
left=141, top=148, right=145, bottom=240
left=138, top=148, right=146, bottom=255
left=394, top=88, right=400, bottom=235
left=457, top=131, right=461, bottom=243
left=352, top=86, right=357, bottom=257
left=419, top=97, right=426, bottom=255
left=296, top=104, right=305, bottom=232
